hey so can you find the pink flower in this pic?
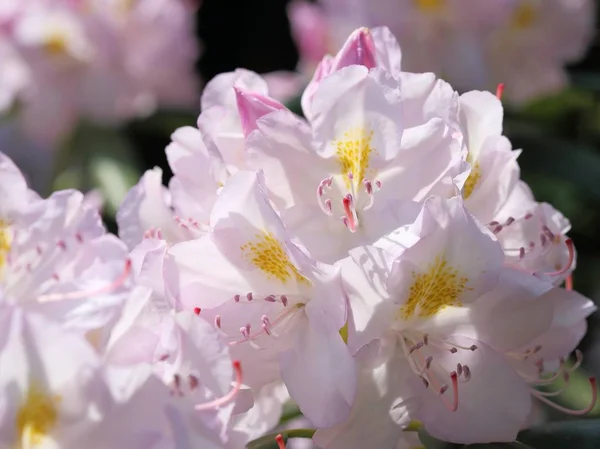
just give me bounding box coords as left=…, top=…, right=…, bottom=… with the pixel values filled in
left=0, top=152, right=131, bottom=345
left=166, top=170, right=357, bottom=427
left=0, top=0, right=200, bottom=147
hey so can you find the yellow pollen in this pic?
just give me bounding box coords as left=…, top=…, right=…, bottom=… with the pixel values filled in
left=43, top=30, right=69, bottom=55
left=414, top=0, right=444, bottom=12
left=241, top=232, right=309, bottom=285
left=0, top=220, right=11, bottom=281
left=16, top=384, right=60, bottom=447
left=335, top=127, right=374, bottom=188
left=512, top=1, right=537, bottom=29
left=463, top=162, right=482, bottom=199
left=398, top=256, right=470, bottom=320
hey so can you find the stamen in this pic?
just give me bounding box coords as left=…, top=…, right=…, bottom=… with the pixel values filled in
left=449, top=371, right=459, bottom=411
left=195, top=361, right=243, bottom=411
left=275, top=434, right=286, bottom=449
left=496, top=83, right=505, bottom=100
left=532, top=377, right=597, bottom=416
left=566, top=274, right=573, bottom=291
left=342, top=194, right=358, bottom=232
left=463, top=365, right=471, bottom=381
left=410, top=342, right=424, bottom=354
left=317, top=177, right=334, bottom=216
left=37, top=259, right=131, bottom=302
left=240, top=324, right=251, bottom=340
left=545, top=238, right=574, bottom=277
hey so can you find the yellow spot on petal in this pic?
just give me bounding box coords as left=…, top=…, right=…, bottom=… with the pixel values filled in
left=335, top=127, right=374, bottom=188
left=43, top=30, right=69, bottom=55
left=398, top=255, right=469, bottom=320
left=463, top=162, right=482, bottom=200
left=241, top=232, right=309, bottom=285
left=16, top=384, right=60, bottom=447
left=414, top=0, right=444, bottom=13
left=512, top=1, right=538, bottom=30
left=0, top=220, right=11, bottom=282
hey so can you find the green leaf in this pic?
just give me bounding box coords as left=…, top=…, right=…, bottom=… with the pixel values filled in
left=284, top=94, right=304, bottom=118
left=518, top=420, right=600, bottom=449
left=246, top=429, right=315, bottom=449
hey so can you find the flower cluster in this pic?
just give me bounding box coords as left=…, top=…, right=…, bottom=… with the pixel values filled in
left=0, top=0, right=199, bottom=146
left=1, top=27, right=596, bottom=449
left=274, top=0, right=595, bottom=104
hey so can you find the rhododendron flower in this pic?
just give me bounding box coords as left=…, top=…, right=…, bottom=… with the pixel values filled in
left=0, top=305, right=106, bottom=448
left=166, top=170, right=357, bottom=427
left=0, top=152, right=130, bottom=344
left=285, top=0, right=594, bottom=103
left=248, top=62, right=465, bottom=262
left=0, top=0, right=199, bottom=146
left=340, top=196, right=559, bottom=443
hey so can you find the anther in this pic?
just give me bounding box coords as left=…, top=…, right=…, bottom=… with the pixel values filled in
left=264, top=295, right=276, bottom=302
left=425, top=356, right=433, bottom=370
left=463, top=365, right=471, bottom=381
left=410, top=342, right=424, bottom=354
left=519, top=247, right=525, bottom=259
left=214, top=315, right=222, bottom=329
left=423, top=334, right=429, bottom=345
left=246, top=292, right=253, bottom=301
left=195, top=361, right=243, bottom=412
left=364, top=180, right=373, bottom=194
left=240, top=324, right=251, bottom=340
left=421, top=377, right=430, bottom=388
left=469, top=345, right=478, bottom=351
left=189, top=375, right=199, bottom=390
left=234, top=294, right=240, bottom=302
left=281, top=295, right=288, bottom=307
left=542, top=225, right=555, bottom=240
left=492, top=225, right=503, bottom=234
left=439, top=384, right=449, bottom=395
left=505, top=217, right=515, bottom=226
left=449, top=347, right=458, bottom=354
left=457, top=363, right=463, bottom=376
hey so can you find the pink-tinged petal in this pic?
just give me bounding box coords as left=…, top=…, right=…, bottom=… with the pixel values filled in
left=262, top=71, right=307, bottom=103
left=387, top=197, right=504, bottom=309
left=313, top=347, right=418, bottom=449
left=130, top=237, right=168, bottom=295
left=209, top=170, right=310, bottom=286
left=116, top=168, right=181, bottom=249
left=311, top=66, right=403, bottom=165
left=426, top=268, right=554, bottom=353
left=288, top=0, right=329, bottom=64
left=459, top=90, right=504, bottom=160
left=246, top=109, right=327, bottom=209
left=331, top=27, right=377, bottom=71
left=201, top=69, right=268, bottom=112
left=370, top=26, right=402, bottom=75
left=279, top=316, right=356, bottom=427
left=0, top=152, right=37, bottom=218
left=416, top=336, right=531, bottom=444
left=234, top=87, right=286, bottom=137
left=301, top=54, right=334, bottom=120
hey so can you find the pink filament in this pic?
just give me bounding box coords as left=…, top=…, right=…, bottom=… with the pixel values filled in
left=276, top=434, right=286, bottom=449
left=533, top=377, right=597, bottom=416
left=195, top=361, right=243, bottom=411
left=37, top=259, right=131, bottom=302
left=545, top=238, right=574, bottom=277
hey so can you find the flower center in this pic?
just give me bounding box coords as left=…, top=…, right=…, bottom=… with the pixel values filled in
left=414, top=0, right=445, bottom=13
left=241, top=232, right=309, bottom=285
left=335, top=127, right=374, bottom=189
left=43, top=30, right=69, bottom=55
left=397, top=255, right=469, bottom=320
left=16, top=384, right=60, bottom=447
left=463, top=162, right=482, bottom=199
left=512, top=1, right=538, bottom=30
left=0, top=220, right=11, bottom=282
